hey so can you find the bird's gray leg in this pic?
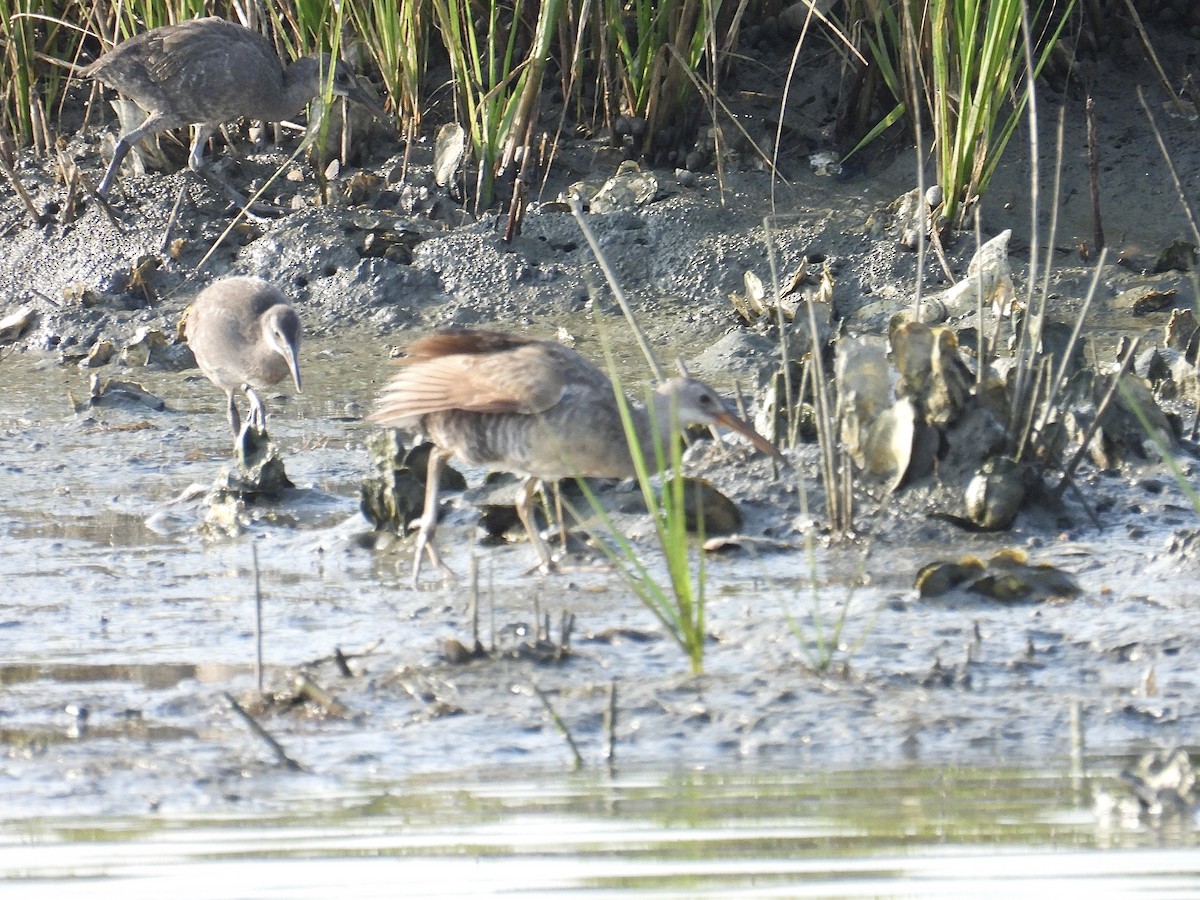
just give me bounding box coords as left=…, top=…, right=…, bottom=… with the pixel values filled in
left=412, top=446, right=456, bottom=587
left=97, top=137, right=134, bottom=197
left=95, top=111, right=170, bottom=198
left=515, top=477, right=555, bottom=574
left=158, top=181, right=190, bottom=253
left=187, top=123, right=278, bottom=219
left=243, top=385, right=267, bottom=431
left=225, top=389, right=242, bottom=436
left=187, top=123, right=214, bottom=173
left=552, top=481, right=569, bottom=553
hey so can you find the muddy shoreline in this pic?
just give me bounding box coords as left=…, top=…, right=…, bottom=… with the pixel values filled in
left=3, top=28, right=1200, bottom=821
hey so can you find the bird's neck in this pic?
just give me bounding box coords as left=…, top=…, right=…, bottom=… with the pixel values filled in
left=629, top=389, right=684, bottom=474
left=280, top=58, right=325, bottom=119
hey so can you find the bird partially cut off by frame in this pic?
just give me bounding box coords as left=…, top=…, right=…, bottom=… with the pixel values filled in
left=185, top=276, right=302, bottom=439
left=85, top=16, right=387, bottom=202
left=370, top=329, right=781, bottom=585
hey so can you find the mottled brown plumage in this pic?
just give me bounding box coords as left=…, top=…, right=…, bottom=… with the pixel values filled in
left=185, top=276, right=302, bottom=437
left=87, top=16, right=385, bottom=197
left=371, top=329, right=778, bottom=582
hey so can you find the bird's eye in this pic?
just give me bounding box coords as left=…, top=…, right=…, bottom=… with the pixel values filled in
left=336, top=72, right=350, bottom=85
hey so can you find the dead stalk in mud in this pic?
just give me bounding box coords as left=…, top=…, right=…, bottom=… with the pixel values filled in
left=252, top=541, right=264, bottom=695
left=158, top=182, right=188, bottom=253
left=761, top=216, right=795, bottom=447
left=1006, top=35, right=1048, bottom=439
left=803, top=306, right=846, bottom=533
left=902, top=1, right=926, bottom=318
left=224, top=691, right=303, bottom=771
left=1053, top=337, right=1139, bottom=497
left=531, top=683, right=583, bottom=769
left=603, top=680, right=618, bottom=766
left=568, top=196, right=664, bottom=379
left=468, top=553, right=483, bottom=652
left=1086, top=96, right=1104, bottom=252
left=973, top=208, right=987, bottom=382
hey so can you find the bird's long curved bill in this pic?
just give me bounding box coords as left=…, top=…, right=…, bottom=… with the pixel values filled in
left=345, top=79, right=388, bottom=124
left=286, top=345, right=302, bottom=393
left=712, top=410, right=782, bottom=460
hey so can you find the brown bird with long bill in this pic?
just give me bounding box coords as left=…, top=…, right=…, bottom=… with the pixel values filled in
left=371, top=329, right=780, bottom=585
left=86, top=16, right=386, bottom=202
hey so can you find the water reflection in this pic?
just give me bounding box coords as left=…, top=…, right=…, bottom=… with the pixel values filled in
left=1, top=763, right=1196, bottom=897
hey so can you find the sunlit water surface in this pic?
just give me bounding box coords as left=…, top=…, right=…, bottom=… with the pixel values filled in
left=3, top=762, right=1199, bottom=898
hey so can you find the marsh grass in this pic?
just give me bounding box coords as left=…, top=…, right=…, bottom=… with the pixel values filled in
left=565, top=196, right=706, bottom=674
left=3, top=0, right=742, bottom=193
left=842, top=0, right=1072, bottom=229
left=570, top=351, right=708, bottom=676
left=1, top=1, right=42, bottom=149
left=109, top=0, right=211, bottom=37
left=924, top=0, right=1073, bottom=228
left=350, top=0, right=425, bottom=142
left=2, top=0, right=87, bottom=153
left=4, top=0, right=1078, bottom=228
left=431, top=0, right=564, bottom=213
left=762, top=214, right=852, bottom=533
left=604, top=0, right=720, bottom=151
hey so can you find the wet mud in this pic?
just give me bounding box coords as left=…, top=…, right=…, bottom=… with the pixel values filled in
left=2, top=23, right=1200, bottom=825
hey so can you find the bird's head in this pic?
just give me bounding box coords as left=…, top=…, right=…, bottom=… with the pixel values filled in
left=306, top=54, right=388, bottom=121
left=262, top=305, right=303, bottom=392
left=653, top=377, right=780, bottom=459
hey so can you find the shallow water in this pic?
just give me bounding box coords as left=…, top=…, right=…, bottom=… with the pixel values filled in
left=3, top=761, right=1198, bottom=898
left=3, top=333, right=1200, bottom=894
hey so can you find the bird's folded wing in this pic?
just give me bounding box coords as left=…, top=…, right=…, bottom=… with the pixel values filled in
left=373, top=345, right=567, bottom=422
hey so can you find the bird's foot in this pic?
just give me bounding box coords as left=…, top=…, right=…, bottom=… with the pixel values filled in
left=410, top=531, right=458, bottom=588
left=521, top=557, right=558, bottom=577
left=410, top=560, right=458, bottom=590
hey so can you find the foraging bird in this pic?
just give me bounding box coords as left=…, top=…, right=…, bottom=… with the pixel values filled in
left=371, top=329, right=780, bottom=583
left=85, top=16, right=386, bottom=199
left=185, top=276, right=302, bottom=437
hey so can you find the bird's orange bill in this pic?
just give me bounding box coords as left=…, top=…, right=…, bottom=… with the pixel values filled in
left=712, top=410, right=783, bottom=460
